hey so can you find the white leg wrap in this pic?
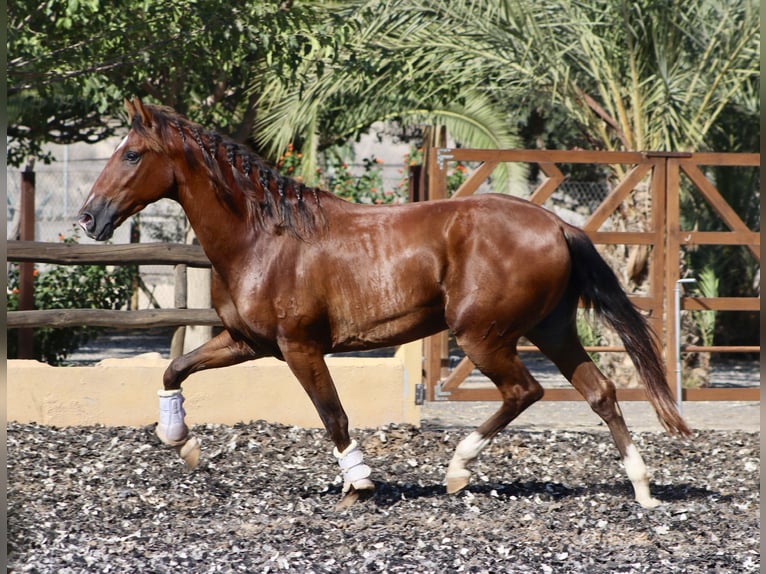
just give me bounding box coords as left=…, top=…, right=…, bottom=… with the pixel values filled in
left=623, top=443, right=661, bottom=508
left=333, top=440, right=373, bottom=493
left=156, top=389, right=189, bottom=446
left=446, top=431, right=490, bottom=482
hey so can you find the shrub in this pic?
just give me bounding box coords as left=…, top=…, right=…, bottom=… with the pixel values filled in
left=7, top=229, right=137, bottom=365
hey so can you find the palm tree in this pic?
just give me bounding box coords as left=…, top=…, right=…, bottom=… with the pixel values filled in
left=338, top=0, right=758, bottom=153
left=251, top=1, right=528, bottom=190
left=252, top=0, right=757, bottom=182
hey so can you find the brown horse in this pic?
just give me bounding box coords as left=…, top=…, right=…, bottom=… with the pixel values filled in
left=79, top=97, right=690, bottom=509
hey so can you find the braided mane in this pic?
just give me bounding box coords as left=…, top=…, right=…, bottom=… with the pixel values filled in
left=137, top=104, right=329, bottom=238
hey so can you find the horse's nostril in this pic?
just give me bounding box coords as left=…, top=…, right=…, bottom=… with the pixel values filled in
left=78, top=212, right=94, bottom=231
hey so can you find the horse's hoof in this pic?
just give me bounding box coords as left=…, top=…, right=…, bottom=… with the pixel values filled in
left=155, top=425, right=188, bottom=448
left=446, top=475, right=470, bottom=494
left=177, top=436, right=201, bottom=471
left=637, top=496, right=662, bottom=509
left=335, top=483, right=374, bottom=510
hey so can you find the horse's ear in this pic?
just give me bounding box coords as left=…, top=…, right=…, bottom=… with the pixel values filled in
left=131, top=96, right=153, bottom=128
left=124, top=98, right=136, bottom=122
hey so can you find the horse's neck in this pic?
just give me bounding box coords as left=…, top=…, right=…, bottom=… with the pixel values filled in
left=176, top=182, right=256, bottom=272
left=174, top=166, right=337, bottom=277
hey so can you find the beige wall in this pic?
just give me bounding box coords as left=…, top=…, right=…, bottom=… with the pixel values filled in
left=8, top=342, right=422, bottom=429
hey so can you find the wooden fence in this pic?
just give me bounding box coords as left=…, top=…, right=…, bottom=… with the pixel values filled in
left=7, top=242, right=219, bottom=330
left=422, top=148, right=759, bottom=403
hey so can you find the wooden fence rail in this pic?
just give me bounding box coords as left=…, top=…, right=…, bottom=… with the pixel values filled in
left=7, top=242, right=217, bottom=330
left=7, top=308, right=220, bottom=329
left=8, top=241, right=211, bottom=267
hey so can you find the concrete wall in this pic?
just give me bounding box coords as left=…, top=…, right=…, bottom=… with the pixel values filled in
left=8, top=343, right=422, bottom=429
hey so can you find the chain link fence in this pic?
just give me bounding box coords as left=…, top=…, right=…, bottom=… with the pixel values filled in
left=544, top=180, right=612, bottom=227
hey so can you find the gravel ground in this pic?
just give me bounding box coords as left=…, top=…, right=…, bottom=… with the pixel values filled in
left=8, top=421, right=759, bottom=573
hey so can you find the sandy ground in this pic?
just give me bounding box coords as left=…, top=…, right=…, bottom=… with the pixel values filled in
left=422, top=399, right=760, bottom=433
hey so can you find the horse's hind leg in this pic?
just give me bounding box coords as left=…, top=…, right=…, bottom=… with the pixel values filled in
left=445, top=340, right=544, bottom=494
left=527, top=321, right=660, bottom=508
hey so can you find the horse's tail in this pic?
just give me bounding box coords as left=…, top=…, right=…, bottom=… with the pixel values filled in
left=563, top=226, right=692, bottom=436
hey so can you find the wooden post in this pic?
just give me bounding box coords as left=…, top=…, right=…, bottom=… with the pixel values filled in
left=421, top=126, right=449, bottom=399
left=129, top=217, right=141, bottom=310
left=18, top=168, right=35, bottom=358
left=647, top=156, right=667, bottom=360
left=421, top=125, right=448, bottom=201
left=170, top=264, right=187, bottom=359
left=182, top=232, right=213, bottom=354
left=408, top=165, right=422, bottom=203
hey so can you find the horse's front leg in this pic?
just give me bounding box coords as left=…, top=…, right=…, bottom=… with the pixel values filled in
left=157, top=329, right=262, bottom=469
left=281, top=341, right=374, bottom=508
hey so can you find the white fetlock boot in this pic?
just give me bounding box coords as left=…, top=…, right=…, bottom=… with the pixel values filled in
left=333, top=440, right=374, bottom=494
left=156, top=389, right=201, bottom=470
left=156, top=389, right=189, bottom=446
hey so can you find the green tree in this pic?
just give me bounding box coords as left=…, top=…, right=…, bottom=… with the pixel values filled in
left=7, top=0, right=334, bottom=166
left=249, top=0, right=757, bottom=195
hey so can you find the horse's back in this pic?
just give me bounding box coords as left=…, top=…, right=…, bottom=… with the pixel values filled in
left=305, top=193, right=575, bottom=350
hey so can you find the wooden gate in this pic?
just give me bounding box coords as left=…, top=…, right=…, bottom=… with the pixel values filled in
left=422, top=148, right=759, bottom=403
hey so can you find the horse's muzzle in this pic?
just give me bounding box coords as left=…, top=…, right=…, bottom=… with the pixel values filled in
left=78, top=211, right=115, bottom=241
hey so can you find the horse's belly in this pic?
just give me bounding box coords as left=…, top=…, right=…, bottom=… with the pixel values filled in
left=330, top=305, right=446, bottom=351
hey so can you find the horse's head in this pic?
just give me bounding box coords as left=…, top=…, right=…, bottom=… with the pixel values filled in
left=78, top=97, right=176, bottom=241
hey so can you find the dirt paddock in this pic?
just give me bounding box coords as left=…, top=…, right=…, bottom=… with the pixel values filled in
left=8, top=416, right=759, bottom=573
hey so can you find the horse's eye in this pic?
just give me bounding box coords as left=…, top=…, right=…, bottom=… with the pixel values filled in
left=124, top=150, right=141, bottom=164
